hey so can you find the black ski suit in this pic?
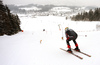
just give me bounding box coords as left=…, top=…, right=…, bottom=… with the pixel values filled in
left=65, top=29, right=78, bottom=48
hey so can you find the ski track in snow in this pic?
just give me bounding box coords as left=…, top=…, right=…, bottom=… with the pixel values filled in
left=0, top=16, right=100, bottom=65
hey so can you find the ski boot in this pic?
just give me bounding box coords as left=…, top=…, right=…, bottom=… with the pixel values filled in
left=74, top=47, right=80, bottom=52
left=67, top=48, right=72, bottom=53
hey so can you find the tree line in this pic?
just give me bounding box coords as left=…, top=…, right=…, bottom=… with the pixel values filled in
left=71, top=8, right=100, bottom=21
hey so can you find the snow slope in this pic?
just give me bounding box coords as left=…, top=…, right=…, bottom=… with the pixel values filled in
left=19, top=6, right=42, bottom=11
left=0, top=16, right=100, bottom=65
left=50, top=7, right=72, bottom=12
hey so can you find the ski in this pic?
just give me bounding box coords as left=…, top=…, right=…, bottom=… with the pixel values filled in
left=72, top=49, right=91, bottom=57
left=60, top=48, right=83, bottom=59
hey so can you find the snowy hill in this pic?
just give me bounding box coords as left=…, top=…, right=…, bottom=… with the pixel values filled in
left=0, top=15, right=100, bottom=65
left=7, top=4, right=97, bottom=16
left=50, top=7, right=72, bottom=13
left=19, top=6, right=42, bottom=11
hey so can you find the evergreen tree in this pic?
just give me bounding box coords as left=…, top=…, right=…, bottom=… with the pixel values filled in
left=0, top=0, right=21, bottom=36
left=88, top=9, right=94, bottom=21
left=93, top=8, right=100, bottom=21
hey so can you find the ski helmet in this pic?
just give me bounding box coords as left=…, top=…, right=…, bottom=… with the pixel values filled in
left=65, top=27, right=69, bottom=31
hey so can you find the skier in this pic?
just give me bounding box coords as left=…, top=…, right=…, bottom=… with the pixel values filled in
left=65, top=27, right=80, bottom=53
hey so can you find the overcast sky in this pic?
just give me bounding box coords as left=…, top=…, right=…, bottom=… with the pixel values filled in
left=3, top=0, right=100, bottom=6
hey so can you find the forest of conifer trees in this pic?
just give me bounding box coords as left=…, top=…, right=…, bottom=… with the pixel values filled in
left=71, top=8, right=100, bottom=21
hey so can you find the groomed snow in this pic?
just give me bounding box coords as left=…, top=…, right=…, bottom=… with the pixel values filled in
left=0, top=16, right=100, bottom=65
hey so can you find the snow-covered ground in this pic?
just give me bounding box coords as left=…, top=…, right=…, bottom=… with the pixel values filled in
left=19, top=6, right=42, bottom=11
left=0, top=16, right=100, bottom=65
left=50, top=7, right=72, bottom=13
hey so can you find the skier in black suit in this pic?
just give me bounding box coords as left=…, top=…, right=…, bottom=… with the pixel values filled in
left=65, top=27, right=80, bottom=53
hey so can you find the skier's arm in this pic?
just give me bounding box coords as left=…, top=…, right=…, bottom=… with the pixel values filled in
left=65, top=31, right=69, bottom=38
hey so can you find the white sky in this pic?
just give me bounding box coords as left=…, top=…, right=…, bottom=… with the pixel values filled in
left=3, top=0, right=100, bottom=6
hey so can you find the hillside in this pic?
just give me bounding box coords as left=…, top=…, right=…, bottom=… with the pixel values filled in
left=7, top=4, right=97, bottom=16
left=0, top=15, right=100, bottom=65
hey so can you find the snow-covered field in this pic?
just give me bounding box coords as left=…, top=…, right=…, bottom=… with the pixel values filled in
left=0, top=16, right=100, bottom=65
